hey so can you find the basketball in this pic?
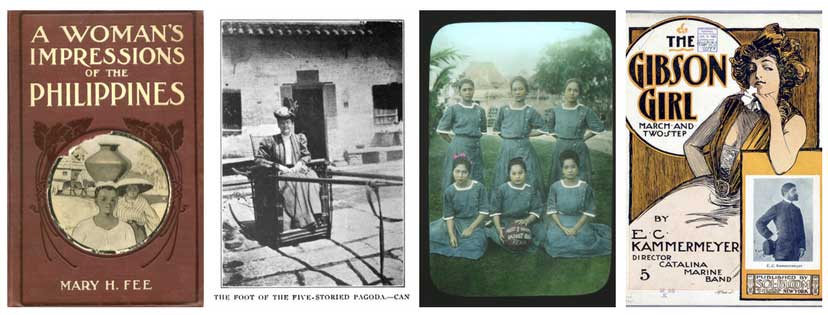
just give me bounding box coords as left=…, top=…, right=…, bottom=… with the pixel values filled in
left=503, top=225, right=533, bottom=251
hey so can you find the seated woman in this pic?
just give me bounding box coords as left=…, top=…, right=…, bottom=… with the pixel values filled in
left=72, top=184, right=137, bottom=252
left=486, top=157, right=545, bottom=252
left=544, top=150, right=611, bottom=257
left=429, top=154, right=490, bottom=260
left=255, top=105, right=323, bottom=230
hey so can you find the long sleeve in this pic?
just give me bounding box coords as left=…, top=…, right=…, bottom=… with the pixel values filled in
left=436, top=105, right=454, bottom=134
left=296, top=134, right=312, bottom=163
left=256, top=137, right=275, bottom=162
left=795, top=206, right=806, bottom=249
left=755, top=205, right=778, bottom=239
left=585, top=107, right=605, bottom=133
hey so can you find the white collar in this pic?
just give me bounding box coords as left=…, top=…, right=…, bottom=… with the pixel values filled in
left=507, top=182, right=529, bottom=190
left=560, top=180, right=584, bottom=188
left=453, top=181, right=476, bottom=191
left=782, top=198, right=795, bottom=204
left=457, top=102, right=478, bottom=109
left=560, top=103, right=583, bottom=111
left=506, top=104, right=530, bottom=110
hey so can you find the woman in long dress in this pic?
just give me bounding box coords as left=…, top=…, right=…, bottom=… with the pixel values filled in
left=546, top=79, right=605, bottom=184
left=544, top=150, right=611, bottom=257
left=72, top=185, right=137, bottom=252
left=436, top=79, right=487, bottom=190
left=629, top=23, right=809, bottom=291
left=492, top=76, right=548, bottom=194
left=255, top=106, right=323, bottom=230
left=429, top=156, right=490, bottom=259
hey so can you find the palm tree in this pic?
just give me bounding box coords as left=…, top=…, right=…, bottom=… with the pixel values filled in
left=429, top=48, right=466, bottom=135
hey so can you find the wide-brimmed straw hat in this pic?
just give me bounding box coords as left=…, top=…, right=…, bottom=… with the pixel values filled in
left=115, top=172, right=154, bottom=195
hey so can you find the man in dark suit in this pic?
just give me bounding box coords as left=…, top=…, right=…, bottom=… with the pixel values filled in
left=756, top=183, right=807, bottom=261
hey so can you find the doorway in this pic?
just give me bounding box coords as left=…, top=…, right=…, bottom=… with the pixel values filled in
left=291, top=86, right=327, bottom=160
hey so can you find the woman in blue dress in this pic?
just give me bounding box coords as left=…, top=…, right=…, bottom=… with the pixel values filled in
left=547, top=79, right=605, bottom=184
left=544, top=150, right=611, bottom=257
left=436, top=79, right=487, bottom=190
left=493, top=76, right=548, bottom=193
left=486, top=158, right=545, bottom=252
left=429, top=156, right=490, bottom=259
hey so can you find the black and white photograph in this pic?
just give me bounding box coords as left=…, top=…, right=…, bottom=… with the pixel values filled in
left=48, top=132, right=170, bottom=255
left=745, top=175, right=819, bottom=269
left=220, top=20, right=404, bottom=287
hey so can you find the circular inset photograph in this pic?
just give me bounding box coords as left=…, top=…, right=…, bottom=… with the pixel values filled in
left=48, top=132, right=170, bottom=255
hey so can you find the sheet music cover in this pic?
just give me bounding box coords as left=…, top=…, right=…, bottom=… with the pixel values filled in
left=7, top=11, right=203, bottom=306
left=626, top=11, right=821, bottom=305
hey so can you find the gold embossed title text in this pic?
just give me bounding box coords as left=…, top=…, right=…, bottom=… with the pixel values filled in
left=27, top=24, right=187, bottom=107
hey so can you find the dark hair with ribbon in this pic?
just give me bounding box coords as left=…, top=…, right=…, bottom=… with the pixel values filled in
left=451, top=153, right=472, bottom=172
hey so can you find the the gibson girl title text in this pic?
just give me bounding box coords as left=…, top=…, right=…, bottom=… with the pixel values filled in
left=628, top=28, right=728, bottom=122
left=27, top=24, right=186, bottom=107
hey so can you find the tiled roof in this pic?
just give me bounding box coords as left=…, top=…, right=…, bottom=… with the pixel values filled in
left=221, top=21, right=378, bottom=36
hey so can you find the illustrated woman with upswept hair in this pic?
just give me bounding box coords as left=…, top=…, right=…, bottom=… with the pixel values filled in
left=682, top=23, right=809, bottom=210
left=642, top=23, right=810, bottom=233
left=628, top=23, right=811, bottom=289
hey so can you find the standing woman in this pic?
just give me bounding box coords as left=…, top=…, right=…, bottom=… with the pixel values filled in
left=436, top=79, right=487, bottom=190
left=492, top=76, right=548, bottom=192
left=547, top=79, right=605, bottom=185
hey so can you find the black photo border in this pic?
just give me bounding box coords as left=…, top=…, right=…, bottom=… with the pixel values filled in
left=419, top=10, right=616, bottom=307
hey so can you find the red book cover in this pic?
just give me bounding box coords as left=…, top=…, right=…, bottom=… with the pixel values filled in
left=8, top=11, right=203, bottom=306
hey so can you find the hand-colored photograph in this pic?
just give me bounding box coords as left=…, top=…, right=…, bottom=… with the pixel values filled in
left=424, top=14, right=614, bottom=301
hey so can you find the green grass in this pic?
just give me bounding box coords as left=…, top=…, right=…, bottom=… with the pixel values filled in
left=428, top=134, right=612, bottom=296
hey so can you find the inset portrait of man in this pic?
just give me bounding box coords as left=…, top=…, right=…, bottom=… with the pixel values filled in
left=755, top=182, right=806, bottom=261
